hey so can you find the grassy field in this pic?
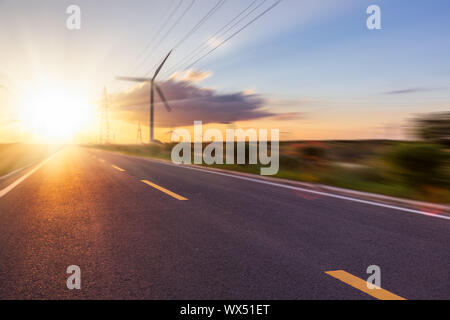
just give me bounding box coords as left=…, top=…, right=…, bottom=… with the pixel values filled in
left=84, top=140, right=450, bottom=204
left=0, top=144, right=58, bottom=177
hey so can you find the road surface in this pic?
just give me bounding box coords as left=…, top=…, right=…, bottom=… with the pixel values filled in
left=0, top=147, right=448, bottom=299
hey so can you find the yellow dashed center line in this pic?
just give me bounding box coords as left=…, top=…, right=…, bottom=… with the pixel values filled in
left=112, top=165, right=126, bottom=172
left=325, top=270, right=406, bottom=300
left=141, top=180, right=188, bottom=201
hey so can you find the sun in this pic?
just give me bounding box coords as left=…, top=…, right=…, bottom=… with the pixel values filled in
left=20, top=85, right=95, bottom=143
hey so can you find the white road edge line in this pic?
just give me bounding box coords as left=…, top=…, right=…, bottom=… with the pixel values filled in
left=0, top=163, right=34, bottom=180
left=119, top=155, right=450, bottom=221
left=183, top=166, right=450, bottom=220
left=0, top=151, right=60, bottom=198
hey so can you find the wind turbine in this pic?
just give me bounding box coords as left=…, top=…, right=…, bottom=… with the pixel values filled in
left=117, top=50, right=172, bottom=143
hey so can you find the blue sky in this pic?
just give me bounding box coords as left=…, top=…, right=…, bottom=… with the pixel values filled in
left=201, top=0, right=450, bottom=97
left=0, top=0, right=449, bottom=142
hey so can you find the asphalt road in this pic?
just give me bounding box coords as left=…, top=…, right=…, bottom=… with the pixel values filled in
left=0, top=147, right=448, bottom=299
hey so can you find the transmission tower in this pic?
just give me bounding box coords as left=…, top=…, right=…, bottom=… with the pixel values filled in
left=136, top=121, right=143, bottom=144
left=99, top=86, right=111, bottom=144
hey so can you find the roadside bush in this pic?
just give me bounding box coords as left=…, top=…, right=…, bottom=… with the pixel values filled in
left=414, top=112, right=450, bottom=147
left=279, top=154, right=301, bottom=170
left=354, top=166, right=386, bottom=183
left=163, top=142, right=178, bottom=153
left=385, top=143, right=447, bottom=186
left=146, top=144, right=161, bottom=156
left=295, top=143, right=328, bottom=166
left=303, top=145, right=326, bottom=159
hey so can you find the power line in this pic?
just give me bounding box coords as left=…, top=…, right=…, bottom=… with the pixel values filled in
left=123, top=0, right=228, bottom=81
left=140, top=0, right=197, bottom=76
left=172, top=0, right=227, bottom=51
left=143, top=0, right=226, bottom=77
left=165, top=0, right=264, bottom=76
left=183, top=0, right=283, bottom=71
left=130, top=0, right=183, bottom=74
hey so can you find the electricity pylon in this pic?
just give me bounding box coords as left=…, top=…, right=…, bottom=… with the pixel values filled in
left=136, top=121, right=143, bottom=144
left=99, top=86, right=111, bottom=144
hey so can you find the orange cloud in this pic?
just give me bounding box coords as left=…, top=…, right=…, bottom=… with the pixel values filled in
left=169, top=69, right=212, bottom=83
left=109, top=79, right=276, bottom=128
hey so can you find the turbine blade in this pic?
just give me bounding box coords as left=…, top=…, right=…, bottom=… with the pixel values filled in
left=155, top=84, right=171, bottom=112
left=116, top=76, right=152, bottom=82
left=153, top=50, right=172, bottom=80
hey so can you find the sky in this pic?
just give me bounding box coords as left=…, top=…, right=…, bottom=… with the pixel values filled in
left=0, top=0, right=449, bottom=143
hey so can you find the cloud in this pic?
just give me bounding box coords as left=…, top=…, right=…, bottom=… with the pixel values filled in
left=110, top=79, right=276, bottom=128
left=169, top=69, right=212, bottom=83
left=269, top=112, right=304, bottom=121
left=384, top=87, right=444, bottom=95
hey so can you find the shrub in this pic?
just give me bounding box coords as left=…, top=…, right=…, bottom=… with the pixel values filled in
left=302, top=145, right=326, bottom=160
left=295, top=142, right=328, bottom=165
left=163, top=142, right=178, bottom=153
left=385, top=143, right=447, bottom=186
left=414, top=112, right=450, bottom=147
left=146, top=144, right=161, bottom=156
left=279, top=154, right=301, bottom=170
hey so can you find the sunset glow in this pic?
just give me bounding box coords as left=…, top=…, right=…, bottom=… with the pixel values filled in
left=20, top=85, right=95, bottom=143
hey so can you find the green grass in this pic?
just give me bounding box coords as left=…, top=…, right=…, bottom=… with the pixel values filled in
left=0, top=144, right=57, bottom=177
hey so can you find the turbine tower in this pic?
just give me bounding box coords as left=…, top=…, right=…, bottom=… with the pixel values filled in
left=117, top=51, right=172, bottom=143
